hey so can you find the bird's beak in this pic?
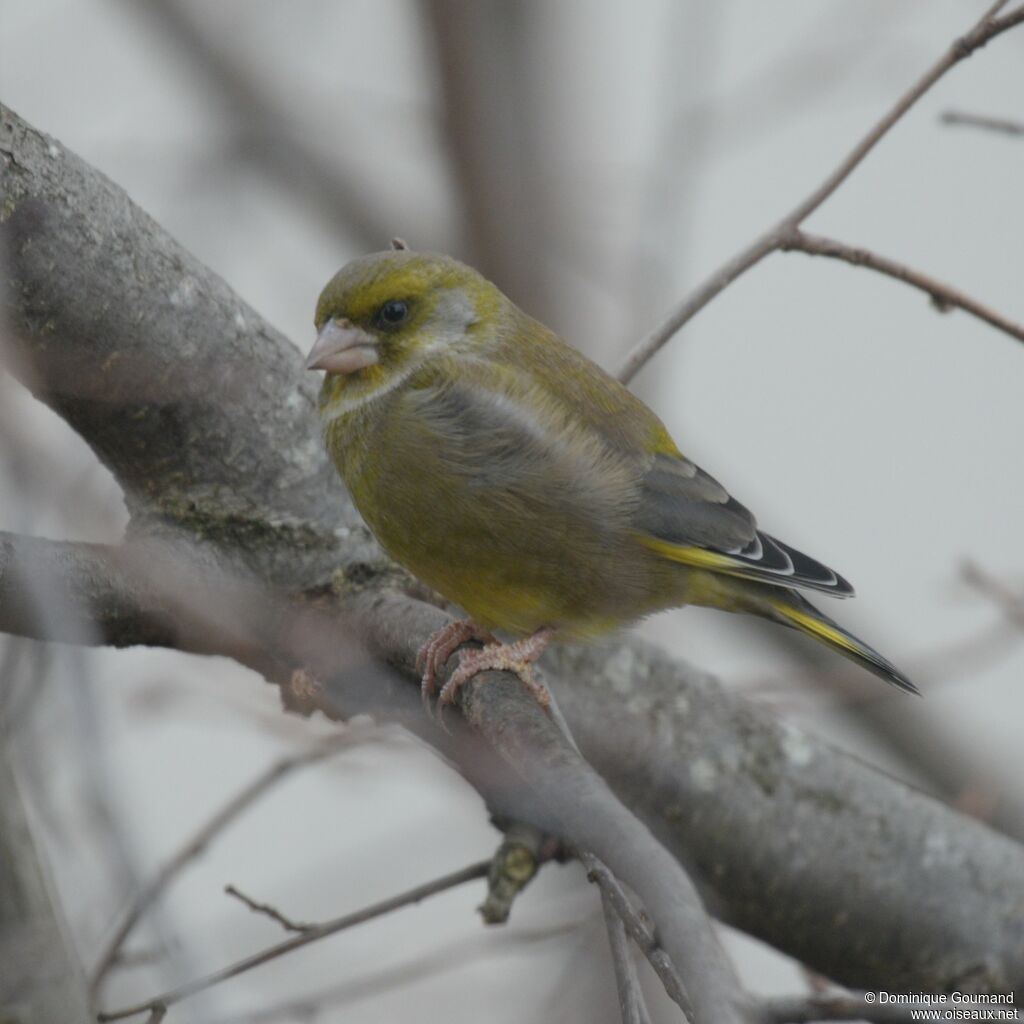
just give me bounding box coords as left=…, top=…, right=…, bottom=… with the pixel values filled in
left=305, top=319, right=379, bottom=374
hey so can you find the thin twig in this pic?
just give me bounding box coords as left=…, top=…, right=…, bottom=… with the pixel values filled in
left=580, top=852, right=692, bottom=1020
left=89, top=739, right=355, bottom=999
left=940, top=109, right=1024, bottom=135
left=781, top=229, right=1024, bottom=346
left=600, top=886, right=654, bottom=1024
left=204, top=919, right=583, bottom=1024
left=96, top=860, right=490, bottom=1022
left=617, top=3, right=1024, bottom=382
left=962, top=561, right=1024, bottom=629
left=224, top=885, right=313, bottom=934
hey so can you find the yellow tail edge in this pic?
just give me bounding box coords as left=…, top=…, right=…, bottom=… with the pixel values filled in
left=770, top=598, right=919, bottom=696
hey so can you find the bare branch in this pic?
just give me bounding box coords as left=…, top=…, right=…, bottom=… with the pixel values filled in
left=940, top=109, right=1024, bottom=136
left=582, top=853, right=691, bottom=1019
left=781, top=229, right=1024, bottom=346
left=963, top=561, right=1024, bottom=629
left=96, top=860, right=491, bottom=1022
left=119, top=0, right=395, bottom=250
left=204, top=919, right=583, bottom=1024
left=617, top=4, right=1024, bottom=382
left=423, top=0, right=552, bottom=318
left=90, top=742, right=351, bottom=999
left=223, top=885, right=313, bottom=935
left=600, top=887, right=655, bottom=1024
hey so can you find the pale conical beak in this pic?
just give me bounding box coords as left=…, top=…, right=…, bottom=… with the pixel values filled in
left=306, top=319, right=379, bottom=374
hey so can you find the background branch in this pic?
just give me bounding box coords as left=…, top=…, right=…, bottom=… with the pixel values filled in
left=940, top=109, right=1024, bottom=135
left=89, top=741, right=352, bottom=1000
left=97, top=860, right=492, bottom=1022
left=582, top=853, right=690, bottom=1016
left=600, top=888, right=655, bottom=1024
left=616, top=2, right=1024, bottom=382
left=781, top=229, right=1024, bottom=346
left=0, top=743, right=91, bottom=1023
left=120, top=0, right=397, bottom=251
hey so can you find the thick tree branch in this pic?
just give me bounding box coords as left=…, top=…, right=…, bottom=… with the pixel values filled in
left=0, top=534, right=179, bottom=649
left=459, top=672, right=743, bottom=1023
left=1, top=98, right=350, bottom=592
left=3, top=100, right=1024, bottom=1000
left=344, top=587, right=749, bottom=1024
left=616, top=3, right=1024, bottom=382
left=554, top=639, right=1024, bottom=995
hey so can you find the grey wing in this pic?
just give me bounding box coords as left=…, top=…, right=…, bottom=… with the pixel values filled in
left=393, top=374, right=640, bottom=521
left=636, top=453, right=854, bottom=597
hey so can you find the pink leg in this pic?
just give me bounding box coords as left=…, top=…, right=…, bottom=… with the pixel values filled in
left=416, top=619, right=498, bottom=709
left=437, top=626, right=556, bottom=710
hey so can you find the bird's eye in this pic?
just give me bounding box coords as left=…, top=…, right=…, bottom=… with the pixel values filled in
left=377, top=300, right=409, bottom=328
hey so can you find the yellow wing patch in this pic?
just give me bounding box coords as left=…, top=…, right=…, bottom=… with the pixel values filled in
left=639, top=536, right=755, bottom=574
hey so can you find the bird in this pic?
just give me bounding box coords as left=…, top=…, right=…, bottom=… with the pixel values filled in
left=306, top=246, right=916, bottom=709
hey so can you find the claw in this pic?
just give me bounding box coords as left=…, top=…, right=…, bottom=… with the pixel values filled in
left=416, top=620, right=498, bottom=713
left=436, top=626, right=556, bottom=712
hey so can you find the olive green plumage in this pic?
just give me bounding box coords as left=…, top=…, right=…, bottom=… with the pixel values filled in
left=310, top=250, right=915, bottom=695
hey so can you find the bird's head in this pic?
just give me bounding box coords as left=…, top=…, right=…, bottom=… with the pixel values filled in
left=307, top=250, right=505, bottom=402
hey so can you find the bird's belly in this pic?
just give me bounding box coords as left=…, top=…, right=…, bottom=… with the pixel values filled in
left=366, top=493, right=625, bottom=636
left=339, top=429, right=678, bottom=637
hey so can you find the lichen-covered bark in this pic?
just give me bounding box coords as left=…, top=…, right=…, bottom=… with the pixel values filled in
left=2, top=100, right=1023, bottom=999
left=554, top=640, right=1024, bottom=994
left=1, top=102, right=351, bottom=590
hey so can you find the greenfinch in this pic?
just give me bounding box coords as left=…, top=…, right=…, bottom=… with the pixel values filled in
left=307, top=248, right=916, bottom=706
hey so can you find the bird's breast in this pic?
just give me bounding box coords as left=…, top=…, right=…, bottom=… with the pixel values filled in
left=323, top=379, right=683, bottom=636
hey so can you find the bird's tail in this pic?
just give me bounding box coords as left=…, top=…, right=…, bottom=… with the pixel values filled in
left=765, top=590, right=918, bottom=695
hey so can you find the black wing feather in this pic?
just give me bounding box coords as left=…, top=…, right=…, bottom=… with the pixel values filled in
left=637, top=454, right=854, bottom=597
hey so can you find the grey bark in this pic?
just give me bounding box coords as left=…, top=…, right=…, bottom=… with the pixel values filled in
left=2, top=99, right=1023, bottom=1000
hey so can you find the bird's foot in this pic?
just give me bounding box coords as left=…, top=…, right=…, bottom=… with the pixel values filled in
left=417, top=619, right=498, bottom=710
left=437, top=627, right=556, bottom=711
